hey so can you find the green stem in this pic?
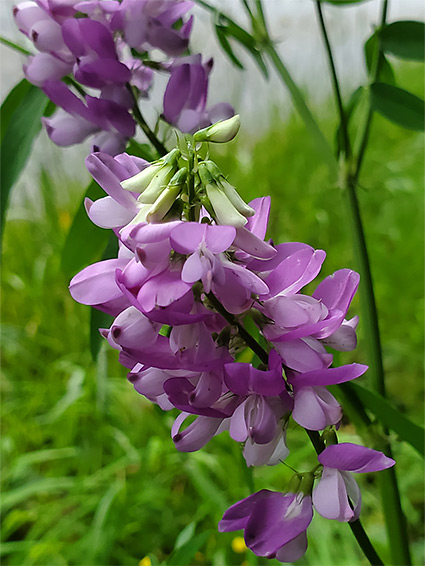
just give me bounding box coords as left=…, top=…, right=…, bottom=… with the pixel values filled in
left=314, top=1, right=351, bottom=158
left=264, top=43, right=338, bottom=181
left=126, top=84, right=168, bottom=157
left=208, top=293, right=384, bottom=566
left=342, top=1, right=411, bottom=562
left=0, top=36, right=31, bottom=56
left=305, top=429, right=384, bottom=566
left=205, top=292, right=268, bottom=364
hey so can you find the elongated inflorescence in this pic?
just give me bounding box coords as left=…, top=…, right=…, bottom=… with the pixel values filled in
left=68, top=117, right=395, bottom=563
left=13, top=0, right=233, bottom=154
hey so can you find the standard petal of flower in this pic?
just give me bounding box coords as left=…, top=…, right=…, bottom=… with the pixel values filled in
left=318, top=443, right=395, bottom=473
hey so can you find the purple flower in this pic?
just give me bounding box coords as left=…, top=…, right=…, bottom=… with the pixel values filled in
left=313, top=443, right=395, bottom=521
left=42, top=81, right=135, bottom=154
left=219, top=490, right=313, bottom=561
left=288, top=364, right=368, bottom=430
left=162, top=56, right=234, bottom=133
left=170, top=222, right=236, bottom=292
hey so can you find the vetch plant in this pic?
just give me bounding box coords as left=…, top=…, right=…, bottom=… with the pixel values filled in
left=1, top=0, right=424, bottom=564
left=69, top=119, right=395, bottom=563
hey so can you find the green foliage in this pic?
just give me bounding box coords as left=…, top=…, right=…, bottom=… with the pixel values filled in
left=370, top=83, right=425, bottom=131
left=0, top=80, right=50, bottom=242
left=61, top=181, right=110, bottom=278
left=1, top=66, right=424, bottom=566
left=379, top=21, right=425, bottom=62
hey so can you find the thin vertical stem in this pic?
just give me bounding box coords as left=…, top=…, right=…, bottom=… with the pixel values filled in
left=207, top=292, right=385, bottom=566
left=341, top=0, right=411, bottom=562
left=126, top=84, right=168, bottom=157
left=314, top=0, right=351, bottom=158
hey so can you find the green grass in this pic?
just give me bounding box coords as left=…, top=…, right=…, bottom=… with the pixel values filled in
left=1, top=74, right=424, bottom=564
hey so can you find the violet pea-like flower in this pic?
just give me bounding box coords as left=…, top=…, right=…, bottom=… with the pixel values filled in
left=170, top=222, right=236, bottom=293
left=224, top=350, right=292, bottom=446
left=163, top=55, right=234, bottom=133
left=313, top=443, right=395, bottom=522
left=288, top=363, right=368, bottom=431
left=219, top=489, right=313, bottom=562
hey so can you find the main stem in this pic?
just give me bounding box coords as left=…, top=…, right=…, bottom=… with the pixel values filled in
left=316, top=1, right=410, bottom=563
left=126, top=84, right=168, bottom=157
left=207, top=291, right=384, bottom=566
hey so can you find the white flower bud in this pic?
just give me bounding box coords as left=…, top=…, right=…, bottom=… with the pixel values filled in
left=193, top=115, right=241, bottom=144
left=205, top=183, right=247, bottom=227
left=146, top=168, right=187, bottom=223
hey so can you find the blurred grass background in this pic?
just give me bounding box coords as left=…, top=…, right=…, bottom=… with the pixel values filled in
left=1, top=58, right=424, bottom=565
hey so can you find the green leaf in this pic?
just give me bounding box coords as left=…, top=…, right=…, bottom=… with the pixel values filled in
left=196, top=1, right=268, bottom=77
left=61, top=180, right=110, bottom=278
left=166, top=531, right=212, bottom=566
left=90, top=232, right=118, bottom=360
left=364, top=33, right=396, bottom=84
left=345, top=382, right=425, bottom=457
left=265, top=44, right=338, bottom=180
left=219, top=17, right=268, bottom=78
left=215, top=24, right=245, bottom=70
left=370, top=82, right=424, bottom=131
left=379, top=20, right=425, bottom=62
left=0, top=81, right=49, bottom=241
left=126, top=138, right=157, bottom=161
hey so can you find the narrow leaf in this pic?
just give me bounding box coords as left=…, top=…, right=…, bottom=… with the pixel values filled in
left=370, top=82, right=424, bottom=131
left=344, top=382, right=425, bottom=457
left=266, top=43, right=338, bottom=180
left=166, top=531, right=212, bottom=566
left=1, top=82, right=48, bottom=240
left=379, top=20, right=425, bottom=62
left=215, top=24, right=245, bottom=69
left=61, top=180, right=110, bottom=278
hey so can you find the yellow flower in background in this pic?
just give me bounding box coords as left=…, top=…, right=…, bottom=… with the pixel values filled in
left=139, top=557, right=152, bottom=566
left=231, top=536, right=247, bottom=553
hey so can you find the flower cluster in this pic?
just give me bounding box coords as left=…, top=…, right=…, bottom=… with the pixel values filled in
left=13, top=0, right=233, bottom=154
left=68, top=116, right=395, bottom=562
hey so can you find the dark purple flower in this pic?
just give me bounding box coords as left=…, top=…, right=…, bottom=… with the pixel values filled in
left=219, top=490, right=312, bottom=561
left=163, top=56, right=234, bottom=133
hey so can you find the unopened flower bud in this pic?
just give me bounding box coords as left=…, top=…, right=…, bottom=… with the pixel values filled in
left=219, top=178, right=255, bottom=217
left=198, top=161, right=215, bottom=185
left=202, top=161, right=255, bottom=218
left=121, top=149, right=180, bottom=193
left=206, top=182, right=247, bottom=227
left=146, top=168, right=187, bottom=223
left=193, top=115, right=240, bottom=143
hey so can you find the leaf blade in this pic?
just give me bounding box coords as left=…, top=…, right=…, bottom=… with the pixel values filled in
left=344, top=382, right=425, bottom=456
left=370, top=82, right=425, bottom=131
left=60, top=180, right=110, bottom=279
left=0, top=82, right=49, bottom=240
left=379, top=20, right=425, bottom=62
